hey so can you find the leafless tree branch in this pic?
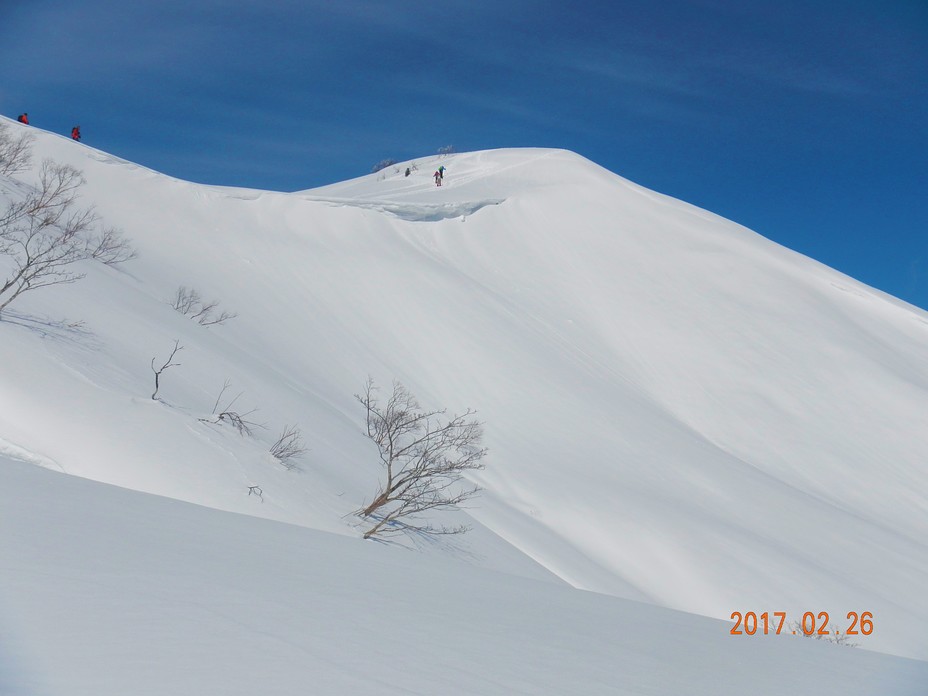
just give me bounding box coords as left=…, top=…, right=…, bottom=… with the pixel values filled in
left=151, top=340, right=183, bottom=400
left=0, top=159, right=134, bottom=314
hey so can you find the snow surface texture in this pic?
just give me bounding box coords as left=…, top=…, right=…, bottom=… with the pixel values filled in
left=1, top=116, right=926, bottom=690
left=2, top=457, right=926, bottom=696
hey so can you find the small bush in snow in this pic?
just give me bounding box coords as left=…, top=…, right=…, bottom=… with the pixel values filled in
left=270, top=424, right=307, bottom=470
left=199, top=379, right=263, bottom=436
left=355, top=378, right=487, bottom=540
left=171, top=286, right=237, bottom=326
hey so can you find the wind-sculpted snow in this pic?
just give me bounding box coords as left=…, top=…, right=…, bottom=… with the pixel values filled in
left=0, top=436, right=63, bottom=471
left=303, top=195, right=505, bottom=221
left=1, top=116, right=927, bottom=672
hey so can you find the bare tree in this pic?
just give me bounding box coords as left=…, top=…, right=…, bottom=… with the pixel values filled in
left=171, top=285, right=237, bottom=326
left=270, top=424, right=307, bottom=470
left=355, top=379, right=487, bottom=540
left=0, top=122, right=34, bottom=176
left=0, top=160, right=135, bottom=314
left=151, top=340, right=183, bottom=400
left=199, top=379, right=263, bottom=436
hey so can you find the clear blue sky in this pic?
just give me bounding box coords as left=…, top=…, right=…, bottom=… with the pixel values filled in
left=2, top=1, right=926, bottom=309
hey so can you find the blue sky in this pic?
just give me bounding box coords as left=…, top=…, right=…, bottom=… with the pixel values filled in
left=2, top=0, right=926, bottom=309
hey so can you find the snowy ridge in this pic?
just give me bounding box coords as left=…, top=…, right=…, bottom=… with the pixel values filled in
left=1, top=116, right=927, bottom=690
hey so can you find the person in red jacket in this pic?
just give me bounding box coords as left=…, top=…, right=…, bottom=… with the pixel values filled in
left=71, top=126, right=81, bottom=141
left=17, top=113, right=29, bottom=125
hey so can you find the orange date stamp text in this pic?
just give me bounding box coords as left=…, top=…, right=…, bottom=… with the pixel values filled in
left=729, top=611, right=873, bottom=636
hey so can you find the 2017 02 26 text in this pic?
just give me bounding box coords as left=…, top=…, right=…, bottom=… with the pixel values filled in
left=729, top=611, right=873, bottom=636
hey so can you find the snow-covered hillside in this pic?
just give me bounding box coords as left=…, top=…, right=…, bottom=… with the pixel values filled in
left=4, top=456, right=926, bottom=695
left=1, top=115, right=926, bottom=689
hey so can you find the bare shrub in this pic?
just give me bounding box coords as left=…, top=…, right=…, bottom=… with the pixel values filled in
left=171, top=285, right=200, bottom=315
left=199, top=379, right=263, bottom=436
left=219, top=410, right=258, bottom=435
left=0, top=160, right=135, bottom=314
left=171, top=286, right=236, bottom=326
left=90, top=226, right=136, bottom=265
left=355, top=378, right=487, bottom=540
left=270, top=425, right=307, bottom=470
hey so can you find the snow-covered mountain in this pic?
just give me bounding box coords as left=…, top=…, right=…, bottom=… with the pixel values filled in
left=2, top=115, right=926, bottom=692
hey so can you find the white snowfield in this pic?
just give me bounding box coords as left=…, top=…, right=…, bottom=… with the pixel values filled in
left=2, top=457, right=926, bottom=696
left=1, top=115, right=926, bottom=693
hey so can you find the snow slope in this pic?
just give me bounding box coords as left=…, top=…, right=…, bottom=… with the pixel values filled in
left=3, top=457, right=927, bottom=696
left=1, top=115, right=927, bottom=675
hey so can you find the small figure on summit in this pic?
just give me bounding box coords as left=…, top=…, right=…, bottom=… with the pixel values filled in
left=434, top=170, right=442, bottom=187
left=17, top=113, right=29, bottom=125
left=438, top=165, right=445, bottom=179
left=71, top=125, right=81, bottom=141
left=405, top=167, right=411, bottom=177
